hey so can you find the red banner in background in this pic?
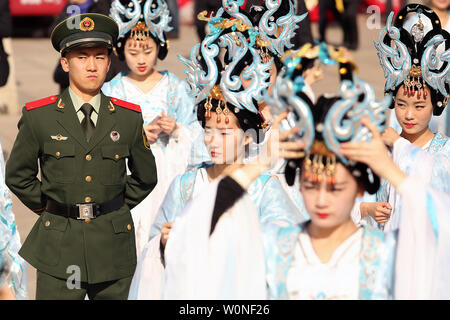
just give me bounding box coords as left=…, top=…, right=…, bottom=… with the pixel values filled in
left=10, top=0, right=67, bottom=16
left=178, top=0, right=190, bottom=8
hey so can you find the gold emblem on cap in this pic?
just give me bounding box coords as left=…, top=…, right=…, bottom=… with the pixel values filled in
left=80, top=17, right=95, bottom=32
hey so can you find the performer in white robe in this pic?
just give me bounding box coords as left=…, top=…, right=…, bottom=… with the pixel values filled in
left=102, top=0, right=205, bottom=257
left=356, top=5, right=450, bottom=231
left=0, top=138, right=27, bottom=299
left=170, top=47, right=450, bottom=299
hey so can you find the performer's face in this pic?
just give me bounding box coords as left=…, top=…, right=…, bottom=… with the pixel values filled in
left=300, top=162, right=363, bottom=230
left=124, top=37, right=158, bottom=77
left=203, top=111, right=249, bottom=165
left=61, top=47, right=111, bottom=94
left=394, top=86, right=433, bottom=137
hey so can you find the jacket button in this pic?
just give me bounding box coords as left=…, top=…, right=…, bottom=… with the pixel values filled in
left=127, top=224, right=132, bottom=231
left=85, top=196, right=92, bottom=203
left=45, top=221, right=51, bottom=227
left=85, top=154, right=92, bottom=161
left=55, top=151, right=61, bottom=157
left=85, top=176, right=92, bottom=182
left=114, top=154, right=119, bottom=159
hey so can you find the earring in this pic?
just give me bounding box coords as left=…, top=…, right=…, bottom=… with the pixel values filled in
left=304, top=153, right=312, bottom=180
left=204, top=97, right=212, bottom=119
left=223, top=103, right=230, bottom=124
left=326, top=155, right=336, bottom=185
left=216, top=100, right=223, bottom=123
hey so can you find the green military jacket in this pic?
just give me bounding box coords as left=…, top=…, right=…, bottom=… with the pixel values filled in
left=5, top=88, right=157, bottom=284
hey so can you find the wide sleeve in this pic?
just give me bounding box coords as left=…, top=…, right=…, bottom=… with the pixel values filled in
left=0, top=140, right=28, bottom=299
left=394, top=154, right=450, bottom=299
left=392, top=137, right=450, bottom=194
left=124, top=115, right=158, bottom=209
left=5, top=108, right=46, bottom=213
left=169, top=76, right=202, bottom=138
left=163, top=178, right=266, bottom=299
left=149, top=174, right=184, bottom=241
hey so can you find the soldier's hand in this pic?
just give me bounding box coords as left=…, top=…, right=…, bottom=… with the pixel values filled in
left=160, top=222, right=174, bottom=250
left=143, top=123, right=161, bottom=144
left=158, top=112, right=177, bottom=135
left=0, top=286, right=15, bottom=300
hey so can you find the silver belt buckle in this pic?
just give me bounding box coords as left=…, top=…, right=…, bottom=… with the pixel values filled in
left=77, top=203, right=95, bottom=220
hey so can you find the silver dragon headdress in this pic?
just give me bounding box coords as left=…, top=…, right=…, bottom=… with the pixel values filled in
left=110, top=0, right=173, bottom=59
left=179, top=3, right=273, bottom=121
left=374, top=4, right=450, bottom=115
left=267, top=48, right=391, bottom=191
left=228, top=0, right=308, bottom=57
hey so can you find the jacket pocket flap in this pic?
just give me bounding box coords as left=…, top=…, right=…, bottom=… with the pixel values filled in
left=44, top=142, right=75, bottom=158
left=41, top=213, right=69, bottom=232
left=111, top=214, right=133, bottom=234
left=101, top=145, right=129, bottom=161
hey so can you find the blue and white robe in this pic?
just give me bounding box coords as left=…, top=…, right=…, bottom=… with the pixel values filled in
left=0, top=139, right=27, bottom=299
left=129, top=163, right=306, bottom=299
left=102, top=71, right=206, bottom=257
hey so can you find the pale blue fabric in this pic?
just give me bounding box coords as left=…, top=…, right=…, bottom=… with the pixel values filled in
left=149, top=165, right=302, bottom=241
left=376, top=133, right=450, bottom=230
left=102, top=71, right=208, bottom=165
left=263, top=222, right=397, bottom=300
left=0, top=138, right=28, bottom=299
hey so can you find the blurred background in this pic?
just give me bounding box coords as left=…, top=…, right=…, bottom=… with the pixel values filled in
left=0, top=0, right=447, bottom=299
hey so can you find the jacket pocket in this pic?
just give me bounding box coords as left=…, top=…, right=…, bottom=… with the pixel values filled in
left=42, top=142, right=76, bottom=184
left=111, top=212, right=136, bottom=268
left=100, top=145, right=129, bottom=185
left=35, top=212, right=69, bottom=267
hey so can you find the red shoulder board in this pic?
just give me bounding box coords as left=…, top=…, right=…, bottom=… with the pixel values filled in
left=25, top=96, right=58, bottom=111
left=110, top=98, right=141, bottom=112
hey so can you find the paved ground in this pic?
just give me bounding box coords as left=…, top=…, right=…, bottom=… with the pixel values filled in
left=0, top=15, right=388, bottom=299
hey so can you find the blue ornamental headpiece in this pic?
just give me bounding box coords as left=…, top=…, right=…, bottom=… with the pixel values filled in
left=179, top=0, right=307, bottom=121
left=267, top=48, right=391, bottom=192
left=110, top=0, right=173, bottom=59
left=179, top=3, right=273, bottom=119
left=374, top=4, right=450, bottom=115
left=231, top=0, right=307, bottom=57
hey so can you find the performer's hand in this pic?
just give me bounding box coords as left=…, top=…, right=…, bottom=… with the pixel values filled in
left=157, top=112, right=177, bottom=135
left=143, top=123, right=161, bottom=144
left=160, top=222, right=174, bottom=250
left=340, top=117, right=408, bottom=189
left=381, top=127, right=401, bottom=147
left=259, top=111, right=305, bottom=170
left=231, top=112, right=305, bottom=190
left=360, top=201, right=392, bottom=223
left=0, top=286, right=15, bottom=300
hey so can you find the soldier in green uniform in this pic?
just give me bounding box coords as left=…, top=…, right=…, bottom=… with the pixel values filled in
left=5, top=13, right=157, bottom=300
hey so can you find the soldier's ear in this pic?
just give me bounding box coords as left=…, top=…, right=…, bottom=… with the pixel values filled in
left=106, top=55, right=111, bottom=73
left=60, top=56, right=70, bottom=73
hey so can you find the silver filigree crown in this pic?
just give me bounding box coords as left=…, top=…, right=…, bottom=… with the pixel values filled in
left=374, top=4, right=450, bottom=110
left=110, top=0, right=173, bottom=43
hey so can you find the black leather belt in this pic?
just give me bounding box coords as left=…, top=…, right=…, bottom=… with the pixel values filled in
left=45, top=195, right=124, bottom=220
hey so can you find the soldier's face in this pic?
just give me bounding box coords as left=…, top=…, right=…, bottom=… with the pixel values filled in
left=124, top=38, right=158, bottom=77
left=61, top=47, right=111, bottom=94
